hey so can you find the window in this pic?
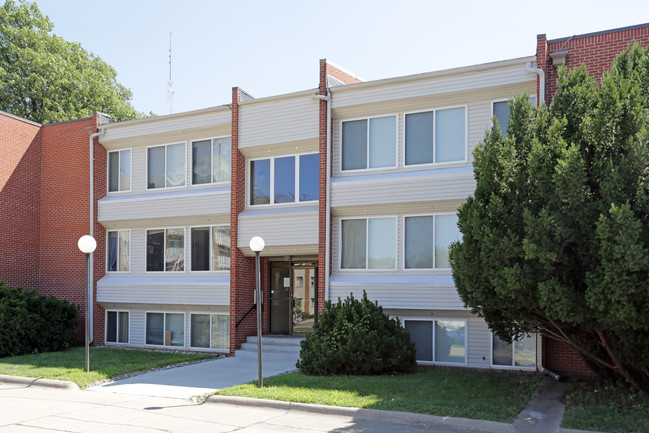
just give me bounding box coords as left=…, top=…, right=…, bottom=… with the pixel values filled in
left=250, top=154, right=319, bottom=205
left=106, top=311, right=129, bottom=344
left=493, top=96, right=537, bottom=136
left=404, top=319, right=466, bottom=364
left=191, top=226, right=230, bottom=271
left=340, top=217, right=396, bottom=269
left=492, top=333, right=536, bottom=368
left=342, top=116, right=396, bottom=170
left=146, top=312, right=184, bottom=346
left=107, top=230, right=129, bottom=272
left=147, top=143, right=186, bottom=189
left=190, top=314, right=229, bottom=350
left=108, top=149, right=131, bottom=192
left=405, top=107, right=466, bottom=165
left=405, top=214, right=461, bottom=269
left=146, top=228, right=185, bottom=272
left=192, top=137, right=231, bottom=185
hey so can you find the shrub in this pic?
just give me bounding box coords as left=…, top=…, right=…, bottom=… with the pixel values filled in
left=0, top=282, right=79, bottom=357
left=297, top=291, right=416, bottom=375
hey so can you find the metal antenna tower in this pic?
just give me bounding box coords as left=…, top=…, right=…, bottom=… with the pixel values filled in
left=167, top=32, right=175, bottom=114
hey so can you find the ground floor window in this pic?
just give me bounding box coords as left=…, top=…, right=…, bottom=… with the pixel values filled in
left=190, top=314, right=229, bottom=350
left=404, top=319, right=466, bottom=364
left=146, top=312, right=184, bottom=346
left=106, top=311, right=129, bottom=343
left=492, top=333, right=536, bottom=368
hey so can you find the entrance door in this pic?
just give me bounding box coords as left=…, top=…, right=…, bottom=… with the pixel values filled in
left=270, top=264, right=291, bottom=334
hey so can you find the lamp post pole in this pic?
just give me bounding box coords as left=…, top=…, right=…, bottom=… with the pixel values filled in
left=249, top=236, right=265, bottom=388
left=78, top=235, right=97, bottom=373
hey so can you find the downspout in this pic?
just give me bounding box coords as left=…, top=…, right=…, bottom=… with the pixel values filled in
left=88, top=127, right=106, bottom=343
left=537, top=334, right=560, bottom=381
left=526, top=62, right=545, bottom=105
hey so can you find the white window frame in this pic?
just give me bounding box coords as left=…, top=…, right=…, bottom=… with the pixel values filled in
left=491, top=96, right=538, bottom=133
left=490, top=332, right=537, bottom=370
left=106, top=229, right=131, bottom=273
left=403, top=213, right=459, bottom=271
left=188, top=312, right=230, bottom=352
left=189, top=225, right=230, bottom=272
left=403, top=105, right=468, bottom=167
left=248, top=152, right=319, bottom=207
left=145, top=227, right=186, bottom=273
left=105, top=310, right=130, bottom=344
left=403, top=318, right=468, bottom=365
left=190, top=136, right=231, bottom=186
left=107, top=148, right=132, bottom=193
left=338, top=216, right=398, bottom=271
left=339, top=114, right=399, bottom=172
left=144, top=311, right=186, bottom=348
left=145, top=142, right=187, bottom=190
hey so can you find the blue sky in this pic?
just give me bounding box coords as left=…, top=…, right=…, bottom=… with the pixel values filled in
left=33, top=0, right=649, bottom=116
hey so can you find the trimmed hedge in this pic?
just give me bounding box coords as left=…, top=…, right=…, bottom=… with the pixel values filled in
left=0, top=283, right=79, bottom=357
left=297, top=291, right=416, bottom=375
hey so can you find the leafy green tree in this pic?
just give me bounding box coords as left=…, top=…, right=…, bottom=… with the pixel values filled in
left=450, top=43, right=649, bottom=392
left=0, top=0, right=141, bottom=124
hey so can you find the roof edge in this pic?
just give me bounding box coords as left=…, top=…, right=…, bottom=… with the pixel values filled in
left=548, top=22, right=649, bottom=44
left=0, top=110, right=42, bottom=127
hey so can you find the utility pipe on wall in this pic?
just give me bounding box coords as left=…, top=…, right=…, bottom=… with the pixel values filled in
left=526, top=62, right=545, bottom=105
left=88, top=127, right=105, bottom=343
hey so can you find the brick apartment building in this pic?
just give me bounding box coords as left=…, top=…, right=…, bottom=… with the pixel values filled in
left=1, top=23, right=648, bottom=377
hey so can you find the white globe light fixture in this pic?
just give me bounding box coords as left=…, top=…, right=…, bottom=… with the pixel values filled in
left=78, top=235, right=96, bottom=372
left=249, top=236, right=265, bottom=387
left=77, top=235, right=97, bottom=254
left=249, top=236, right=265, bottom=252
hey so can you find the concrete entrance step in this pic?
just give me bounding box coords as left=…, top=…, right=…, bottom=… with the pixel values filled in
left=238, top=335, right=304, bottom=356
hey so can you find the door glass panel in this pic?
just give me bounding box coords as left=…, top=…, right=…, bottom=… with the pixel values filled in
left=405, top=320, right=433, bottom=361
left=270, top=266, right=291, bottom=334
left=435, top=320, right=466, bottom=363
left=191, top=314, right=210, bottom=348
left=146, top=313, right=164, bottom=345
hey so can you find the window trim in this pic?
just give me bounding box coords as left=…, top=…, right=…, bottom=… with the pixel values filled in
left=144, top=311, right=186, bottom=348
left=188, top=224, right=231, bottom=273
left=491, top=96, right=538, bottom=134
left=248, top=152, right=319, bottom=207
left=403, top=318, right=468, bottom=365
left=490, top=332, right=537, bottom=370
left=105, top=310, right=130, bottom=345
left=188, top=312, right=230, bottom=352
left=145, top=227, right=186, bottom=273
left=106, top=229, right=131, bottom=273
left=106, top=148, right=132, bottom=193
left=403, top=213, right=459, bottom=271
left=338, top=216, right=398, bottom=271
left=339, top=114, right=399, bottom=172
left=190, top=135, right=232, bottom=186
left=145, top=141, right=188, bottom=191
left=403, top=105, right=468, bottom=167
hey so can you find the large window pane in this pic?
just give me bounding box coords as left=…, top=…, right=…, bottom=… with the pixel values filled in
left=191, top=227, right=210, bottom=271
left=405, top=111, right=434, bottom=165
left=120, top=149, right=131, bottom=191
left=369, top=116, right=396, bottom=168
left=146, top=230, right=164, bottom=271
left=165, top=228, right=184, bottom=272
left=213, top=137, right=231, bottom=183
left=166, top=143, right=186, bottom=187
left=108, top=151, right=119, bottom=192
left=106, top=311, right=117, bottom=343
left=166, top=313, right=184, bottom=346
left=515, top=335, right=536, bottom=367
left=118, top=311, right=129, bottom=343
left=118, top=231, right=129, bottom=272
left=192, top=140, right=212, bottom=184
left=274, top=156, right=295, bottom=203
left=493, top=101, right=510, bottom=136
left=435, top=107, right=465, bottom=163
left=342, top=119, right=367, bottom=170
left=146, top=313, right=164, bottom=345
left=341, top=219, right=366, bottom=269
left=212, top=315, right=229, bottom=350
left=435, top=320, right=465, bottom=363
left=405, top=320, right=433, bottom=361
left=435, top=215, right=460, bottom=268
left=251, top=159, right=271, bottom=205
left=368, top=218, right=395, bottom=269
left=212, top=226, right=230, bottom=271
left=107, top=231, right=118, bottom=272
left=191, top=314, right=210, bottom=348
left=405, top=216, right=434, bottom=268
left=299, top=154, right=319, bottom=202
left=492, top=334, right=513, bottom=366
left=147, top=146, right=165, bottom=189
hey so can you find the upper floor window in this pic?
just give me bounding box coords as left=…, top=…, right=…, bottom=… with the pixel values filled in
left=250, top=153, right=319, bottom=205
left=493, top=97, right=536, bottom=136
left=146, top=228, right=185, bottom=271
left=340, top=217, right=396, bottom=270
left=342, top=115, right=396, bottom=171
left=108, top=149, right=131, bottom=192
left=405, top=107, right=466, bottom=165
left=190, top=226, right=230, bottom=271
left=147, top=143, right=185, bottom=189
left=404, top=214, right=461, bottom=269
left=107, top=229, right=130, bottom=272
left=192, top=137, right=231, bottom=185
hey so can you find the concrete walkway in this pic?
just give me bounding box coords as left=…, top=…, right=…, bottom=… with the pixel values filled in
left=514, top=377, right=574, bottom=433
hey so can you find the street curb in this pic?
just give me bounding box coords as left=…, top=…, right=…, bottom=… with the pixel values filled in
left=0, top=375, right=80, bottom=391
left=204, top=395, right=516, bottom=433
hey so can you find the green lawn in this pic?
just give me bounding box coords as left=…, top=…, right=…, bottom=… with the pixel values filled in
left=562, top=381, right=649, bottom=433
left=0, top=348, right=217, bottom=388
left=214, top=367, right=541, bottom=422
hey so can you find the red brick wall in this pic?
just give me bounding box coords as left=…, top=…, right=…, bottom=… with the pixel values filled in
left=0, top=112, right=42, bottom=289
left=323, top=59, right=363, bottom=84
left=543, top=336, right=596, bottom=379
